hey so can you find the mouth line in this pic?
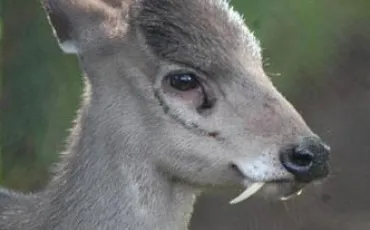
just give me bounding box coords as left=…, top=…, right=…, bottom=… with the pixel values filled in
left=229, top=179, right=307, bottom=205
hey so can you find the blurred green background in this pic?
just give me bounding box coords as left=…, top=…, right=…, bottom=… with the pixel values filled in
left=1, top=0, right=370, bottom=229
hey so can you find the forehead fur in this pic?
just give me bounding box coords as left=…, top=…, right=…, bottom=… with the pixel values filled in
left=134, top=0, right=261, bottom=74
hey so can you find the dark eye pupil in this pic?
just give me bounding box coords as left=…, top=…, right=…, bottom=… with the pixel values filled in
left=169, top=74, right=199, bottom=91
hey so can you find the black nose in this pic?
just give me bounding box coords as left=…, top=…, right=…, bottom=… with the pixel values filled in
left=280, top=136, right=330, bottom=183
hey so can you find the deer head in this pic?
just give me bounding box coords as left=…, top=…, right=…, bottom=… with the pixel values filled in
left=43, top=0, right=330, bottom=204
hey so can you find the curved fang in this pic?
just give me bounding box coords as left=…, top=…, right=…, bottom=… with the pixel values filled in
left=229, top=182, right=265, bottom=205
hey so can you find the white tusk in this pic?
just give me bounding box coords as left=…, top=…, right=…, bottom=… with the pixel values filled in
left=229, top=182, right=264, bottom=205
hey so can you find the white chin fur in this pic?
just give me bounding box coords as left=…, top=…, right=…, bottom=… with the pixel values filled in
left=229, top=182, right=264, bottom=205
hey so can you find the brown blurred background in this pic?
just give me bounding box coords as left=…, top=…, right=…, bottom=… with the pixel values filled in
left=1, top=0, right=370, bottom=229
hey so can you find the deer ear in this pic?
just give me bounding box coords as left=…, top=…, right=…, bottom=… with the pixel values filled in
left=43, top=0, right=133, bottom=54
left=43, top=0, right=78, bottom=54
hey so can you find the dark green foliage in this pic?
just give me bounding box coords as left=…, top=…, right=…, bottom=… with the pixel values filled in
left=1, top=0, right=82, bottom=191
left=233, top=0, right=370, bottom=94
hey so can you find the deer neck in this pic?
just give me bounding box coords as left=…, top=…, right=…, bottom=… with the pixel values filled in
left=45, top=81, right=198, bottom=230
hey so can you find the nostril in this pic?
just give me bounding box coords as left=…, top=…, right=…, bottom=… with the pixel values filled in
left=280, top=146, right=314, bottom=176
left=291, top=148, right=314, bottom=167
left=280, top=137, right=331, bottom=183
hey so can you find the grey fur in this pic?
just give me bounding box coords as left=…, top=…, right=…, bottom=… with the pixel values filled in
left=0, top=0, right=328, bottom=229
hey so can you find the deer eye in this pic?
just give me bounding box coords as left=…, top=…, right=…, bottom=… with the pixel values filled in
left=168, top=73, right=200, bottom=91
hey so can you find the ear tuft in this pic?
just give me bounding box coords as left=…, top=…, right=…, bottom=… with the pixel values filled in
left=43, top=0, right=78, bottom=54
